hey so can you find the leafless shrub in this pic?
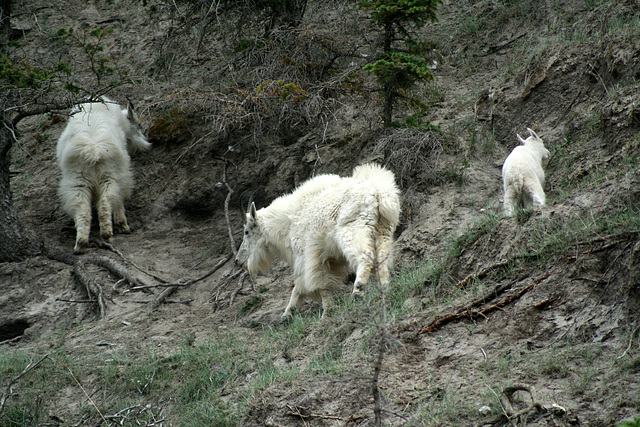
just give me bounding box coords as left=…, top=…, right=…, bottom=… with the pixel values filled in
left=375, top=128, right=445, bottom=187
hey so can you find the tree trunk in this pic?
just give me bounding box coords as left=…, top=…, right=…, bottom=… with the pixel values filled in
left=0, top=0, right=44, bottom=262
left=0, top=123, right=43, bottom=262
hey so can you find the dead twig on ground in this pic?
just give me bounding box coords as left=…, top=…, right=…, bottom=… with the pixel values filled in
left=104, top=404, right=166, bottom=426
left=67, top=366, right=108, bottom=425
left=500, top=384, right=542, bottom=420
left=0, top=354, right=49, bottom=416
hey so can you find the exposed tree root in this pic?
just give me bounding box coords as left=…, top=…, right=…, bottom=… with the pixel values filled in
left=72, top=263, right=107, bottom=317
left=479, top=383, right=568, bottom=426
left=44, top=241, right=152, bottom=317
left=454, top=253, right=539, bottom=289
left=417, top=273, right=550, bottom=335
left=151, top=254, right=232, bottom=310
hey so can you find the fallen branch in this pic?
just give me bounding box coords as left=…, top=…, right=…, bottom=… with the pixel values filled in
left=417, top=273, right=550, bottom=334
left=85, top=253, right=151, bottom=289
left=99, top=242, right=169, bottom=286
left=0, top=354, right=49, bottom=416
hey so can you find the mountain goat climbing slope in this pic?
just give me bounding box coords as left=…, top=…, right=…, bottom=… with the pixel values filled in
left=56, top=97, right=151, bottom=253
left=235, top=163, right=401, bottom=321
left=502, top=128, right=550, bottom=217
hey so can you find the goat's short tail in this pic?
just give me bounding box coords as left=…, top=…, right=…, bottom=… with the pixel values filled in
left=353, top=163, right=401, bottom=228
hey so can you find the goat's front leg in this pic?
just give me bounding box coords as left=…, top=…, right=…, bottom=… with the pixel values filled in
left=281, top=277, right=304, bottom=323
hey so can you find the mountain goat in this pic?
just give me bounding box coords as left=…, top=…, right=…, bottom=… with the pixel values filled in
left=502, top=128, right=550, bottom=217
left=235, top=163, right=401, bottom=322
left=56, top=97, right=151, bottom=253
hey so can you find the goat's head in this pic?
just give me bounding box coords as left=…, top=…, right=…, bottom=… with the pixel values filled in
left=235, top=202, right=274, bottom=275
left=517, top=128, right=550, bottom=164
left=123, top=101, right=151, bottom=153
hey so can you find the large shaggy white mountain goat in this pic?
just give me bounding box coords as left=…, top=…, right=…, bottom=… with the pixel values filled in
left=235, top=163, right=401, bottom=322
left=56, top=97, right=151, bottom=253
left=502, top=128, right=550, bottom=217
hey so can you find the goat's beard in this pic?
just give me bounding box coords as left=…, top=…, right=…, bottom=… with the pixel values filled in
left=246, top=245, right=276, bottom=276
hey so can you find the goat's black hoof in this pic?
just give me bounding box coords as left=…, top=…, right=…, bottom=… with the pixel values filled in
left=279, top=315, right=293, bottom=324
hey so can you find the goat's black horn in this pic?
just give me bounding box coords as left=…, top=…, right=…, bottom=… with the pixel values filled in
left=247, top=190, right=257, bottom=212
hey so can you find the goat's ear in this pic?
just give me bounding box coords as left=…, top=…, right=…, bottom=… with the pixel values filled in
left=527, top=128, right=541, bottom=141
left=250, top=202, right=258, bottom=222
left=126, top=101, right=138, bottom=121
left=517, top=134, right=526, bottom=144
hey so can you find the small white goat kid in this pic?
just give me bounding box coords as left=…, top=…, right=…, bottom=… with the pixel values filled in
left=502, top=128, right=550, bottom=217
left=56, top=97, right=151, bottom=253
left=235, top=163, right=401, bottom=322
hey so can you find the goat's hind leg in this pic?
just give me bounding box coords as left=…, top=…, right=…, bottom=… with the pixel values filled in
left=113, top=196, right=130, bottom=234
left=96, top=179, right=118, bottom=242
left=64, top=184, right=92, bottom=254
left=73, top=196, right=92, bottom=254
left=344, top=227, right=375, bottom=297
left=375, top=232, right=394, bottom=287
left=503, top=186, right=518, bottom=217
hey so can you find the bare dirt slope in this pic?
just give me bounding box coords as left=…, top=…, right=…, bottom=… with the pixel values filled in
left=2, top=0, right=640, bottom=426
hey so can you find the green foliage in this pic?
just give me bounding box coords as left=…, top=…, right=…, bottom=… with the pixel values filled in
left=255, top=79, right=307, bottom=102
left=357, top=0, right=441, bottom=124
left=233, top=38, right=266, bottom=52
left=617, top=417, right=640, bottom=427
left=364, top=51, right=433, bottom=89
left=358, top=0, right=440, bottom=27
left=57, top=26, right=115, bottom=83
left=239, top=295, right=263, bottom=315
left=0, top=55, right=52, bottom=88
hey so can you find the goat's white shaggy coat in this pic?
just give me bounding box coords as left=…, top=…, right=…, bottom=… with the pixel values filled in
left=502, top=128, right=550, bottom=217
left=235, top=163, right=401, bottom=321
left=56, top=97, right=151, bottom=253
